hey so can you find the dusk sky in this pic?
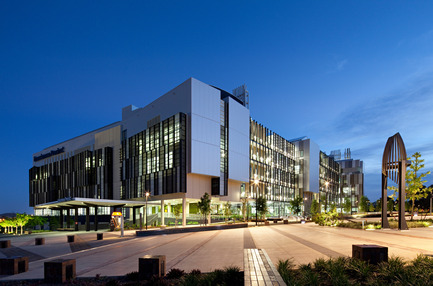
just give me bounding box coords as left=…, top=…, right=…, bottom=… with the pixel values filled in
left=1, top=1, right=433, bottom=214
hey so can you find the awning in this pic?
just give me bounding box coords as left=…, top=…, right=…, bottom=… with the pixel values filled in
left=33, top=197, right=153, bottom=209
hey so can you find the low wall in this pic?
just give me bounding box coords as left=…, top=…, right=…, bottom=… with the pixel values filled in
left=136, top=223, right=248, bottom=237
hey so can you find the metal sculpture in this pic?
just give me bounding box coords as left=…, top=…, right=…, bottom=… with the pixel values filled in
left=381, top=133, right=409, bottom=230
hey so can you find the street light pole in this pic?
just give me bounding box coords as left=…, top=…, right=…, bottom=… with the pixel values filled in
left=145, top=191, right=150, bottom=230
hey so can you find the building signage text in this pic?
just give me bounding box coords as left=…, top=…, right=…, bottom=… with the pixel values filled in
left=33, top=147, right=65, bottom=162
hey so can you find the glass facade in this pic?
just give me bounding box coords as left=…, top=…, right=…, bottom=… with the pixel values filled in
left=339, top=159, right=363, bottom=213
left=319, top=151, right=341, bottom=210
left=120, top=113, right=187, bottom=199
left=249, top=119, right=297, bottom=216
left=218, top=99, right=228, bottom=196
left=29, top=147, right=113, bottom=207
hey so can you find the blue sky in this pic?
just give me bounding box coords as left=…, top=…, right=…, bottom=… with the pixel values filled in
left=1, top=1, right=433, bottom=213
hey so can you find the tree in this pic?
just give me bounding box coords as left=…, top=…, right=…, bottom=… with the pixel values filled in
left=223, top=202, right=232, bottom=223
left=321, top=194, right=328, bottom=212
left=359, top=196, right=369, bottom=213
left=172, top=204, right=182, bottom=227
left=368, top=204, right=375, bottom=212
left=15, top=213, right=30, bottom=235
left=0, top=219, right=7, bottom=233
left=289, top=196, right=303, bottom=216
left=197, top=192, right=211, bottom=225
left=9, top=217, right=18, bottom=234
left=255, top=196, right=268, bottom=222
left=241, top=197, right=248, bottom=221
left=2, top=219, right=12, bottom=233
left=49, top=216, right=60, bottom=230
left=310, top=199, right=320, bottom=215
left=375, top=199, right=382, bottom=212
left=27, top=215, right=48, bottom=230
left=343, top=198, right=352, bottom=214
left=406, top=152, right=432, bottom=220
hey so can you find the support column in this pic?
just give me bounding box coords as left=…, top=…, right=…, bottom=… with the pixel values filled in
left=381, top=173, right=390, bottom=229
left=132, top=207, right=137, bottom=225
left=161, top=200, right=165, bottom=226
left=86, top=207, right=90, bottom=232
left=398, top=161, right=408, bottom=230
left=66, top=209, right=71, bottom=228
left=59, top=209, right=64, bottom=229
left=94, top=206, right=98, bottom=231
left=74, top=208, right=79, bottom=231
left=139, top=212, right=143, bottom=230
left=182, top=198, right=186, bottom=227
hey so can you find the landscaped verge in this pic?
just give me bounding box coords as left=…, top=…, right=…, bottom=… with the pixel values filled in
left=312, top=208, right=433, bottom=229
left=277, top=255, right=433, bottom=286
left=0, top=267, right=243, bottom=286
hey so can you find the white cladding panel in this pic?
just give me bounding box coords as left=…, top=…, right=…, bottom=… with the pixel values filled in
left=190, top=138, right=220, bottom=176
left=32, top=122, right=121, bottom=167
left=228, top=97, right=250, bottom=182
left=190, top=79, right=221, bottom=176
left=122, top=78, right=192, bottom=137
left=191, top=78, right=220, bottom=121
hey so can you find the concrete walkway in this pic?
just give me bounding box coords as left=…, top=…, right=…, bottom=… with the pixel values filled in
left=1, top=222, right=433, bottom=281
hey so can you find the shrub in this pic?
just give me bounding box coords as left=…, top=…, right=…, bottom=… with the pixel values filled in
left=321, top=257, right=350, bottom=286
left=189, top=269, right=201, bottom=276
left=166, top=268, right=185, bottom=279
left=105, top=279, right=121, bottom=286
left=275, top=255, right=433, bottom=286
left=298, top=264, right=319, bottom=286
left=408, top=255, right=433, bottom=283
left=377, top=256, right=407, bottom=284
left=313, top=208, right=340, bottom=226
left=148, top=275, right=170, bottom=285
left=278, top=258, right=296, bottom=285
left=366, top=224, right=375, bottom=230
left=179, top=273, right=201, bottom=286
left=347, top=258, right=373, bottom=281
left=223, top=266, right=242, bottom=285
left=124, top=271, right=139, bottom=281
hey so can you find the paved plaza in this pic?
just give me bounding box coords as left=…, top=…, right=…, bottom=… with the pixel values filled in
left=2, top=222, right=433, bottom=281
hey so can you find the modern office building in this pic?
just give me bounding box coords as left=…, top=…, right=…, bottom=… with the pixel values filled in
left=290, top=137, right=343, bottom=214
left=330, top=148, right=364, bottom=213
left=30, top=78, right=250, bottom=228
left=29, top=78, right=363, bottom=229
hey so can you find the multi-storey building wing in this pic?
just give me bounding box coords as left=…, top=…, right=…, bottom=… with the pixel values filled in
left=249, top=120, right=297, bottom=216
left=330, top=148, right=364, bottom=213
left=29, top=78, right=364, bottom=229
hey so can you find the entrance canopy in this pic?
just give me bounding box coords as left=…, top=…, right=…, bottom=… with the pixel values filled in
left=34, top=197, right=149, bottom=209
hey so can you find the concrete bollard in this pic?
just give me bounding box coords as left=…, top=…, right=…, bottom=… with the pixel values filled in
left=0, top=240, right=11, bottom=248
left=139, top=255, right=166, bottom=280
left=44, top=259, right=76, bottom=283
left=283, top=219, right=289, bottom=224
left=97, top=233, right=103, bottom=240
left=0, top=257, right=29, bottom=275
left=35, top=238, right=45, bottom=245
left=67, top=235, right=75, bottom=243
left=352, top=244, right=388, bottom=265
